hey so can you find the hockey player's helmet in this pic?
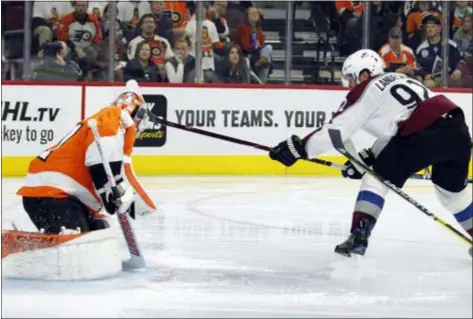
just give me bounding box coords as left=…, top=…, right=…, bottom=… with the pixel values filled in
left=113, top=92, right=149, bottom=133
left=341, top=49, right=385, bottom=88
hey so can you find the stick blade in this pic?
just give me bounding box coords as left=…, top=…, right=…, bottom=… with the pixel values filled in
left=328, top=129, right=346, bottom=154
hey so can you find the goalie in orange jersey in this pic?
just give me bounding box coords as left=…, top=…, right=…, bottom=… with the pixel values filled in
left=16, top=83, right=156, bottom=235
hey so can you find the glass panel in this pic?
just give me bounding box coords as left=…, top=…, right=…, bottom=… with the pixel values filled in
left=16, top=1, right=116, bottom=82
left=3, top=1, right=470, bottom=87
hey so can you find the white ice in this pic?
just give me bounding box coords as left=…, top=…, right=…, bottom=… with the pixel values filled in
left=2, top=176, right=472, bottom=318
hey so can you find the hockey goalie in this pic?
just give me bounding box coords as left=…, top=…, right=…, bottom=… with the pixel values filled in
left=2, top=81, right=156, bottom=280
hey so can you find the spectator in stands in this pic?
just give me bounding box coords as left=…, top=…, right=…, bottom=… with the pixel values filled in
left=185, top=10, right=220, bottom=82
left=454, top=13, right=473, bottom=56
left=56, top=1, right=103, bottom=79
left=208, top=1, right=231, bottom=58
left=127, top=14, right=174, bottom=78
left=231, top=6, right=272, bottom=83
left=415, top=15, right=465, bottom=88
left=32, top=1, right=71, bottom=50
left=215, top=44, right=251, bottom=83
left=33, top=41, right=83, bottom=81
left=335, top=1, right=364, bottom=55
left=124, top=41, right=163, bottom=82
left=453, top=1, right=473, bottom=32
left=101, top=3, right=130, bottom=42
left=226, top=0, right=255, bottom=31
left=379, top=27, right=416, bottom=76
left=359, top=1, right=400, bottom=51
left=57, top=1, right=103, bottom=50
left=89, top=15, right=128, bottom=81
left=405, top=0, right=442, bottom=50
left=163, top=1, right=192, bottom=31
left=125, top=2, right=174, bottom=46
left=117, top=0, right=150, bottom=28
left=402, top=1, right=442, bottom=21
left=149, top=1, right=174, bottom=44
left=165, top=36, right=196, bottom=83
left=210, top=1, right=230, bottom=42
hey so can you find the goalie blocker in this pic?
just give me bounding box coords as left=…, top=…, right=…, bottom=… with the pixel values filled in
left=269, top=49, right=472, bottom=257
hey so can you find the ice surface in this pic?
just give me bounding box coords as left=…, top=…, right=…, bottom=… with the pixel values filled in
left=2, top=177, right=472, bottom=318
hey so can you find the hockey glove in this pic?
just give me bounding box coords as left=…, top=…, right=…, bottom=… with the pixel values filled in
left=101, top=181, right=136, bottom=217
left=269, top=135, right=308, bottom=167
left=341, top=148, right=375, bottom=179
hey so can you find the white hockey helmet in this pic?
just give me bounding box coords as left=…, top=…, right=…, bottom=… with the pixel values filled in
left=341, top=49, right=385, bottom=88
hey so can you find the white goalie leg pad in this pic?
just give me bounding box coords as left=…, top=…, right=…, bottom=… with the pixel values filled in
left=2, top=228, right=122, bottom=281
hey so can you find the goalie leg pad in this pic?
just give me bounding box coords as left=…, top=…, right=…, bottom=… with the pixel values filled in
left=2, top=228, right=122, bottom=280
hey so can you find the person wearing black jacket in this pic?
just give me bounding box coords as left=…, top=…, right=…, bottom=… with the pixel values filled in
left=215, top=44, right=251, bottom=83
left=123, top=40, right=163, bottom=82
left=33, top=41, right=84, bottom=81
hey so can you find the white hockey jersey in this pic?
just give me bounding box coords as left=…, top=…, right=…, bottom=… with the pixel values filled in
left=304, top=73, right=458, bottom=158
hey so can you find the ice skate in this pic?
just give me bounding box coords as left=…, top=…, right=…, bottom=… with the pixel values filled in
left=335, top=219, right=373, bottom=258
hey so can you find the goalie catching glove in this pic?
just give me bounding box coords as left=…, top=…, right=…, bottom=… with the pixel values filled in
left=269, top=135, right=308, bottom=167
left=341, top=148, right=375, bottom=179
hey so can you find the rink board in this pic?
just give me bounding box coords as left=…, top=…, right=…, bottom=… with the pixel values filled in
left=2, top=82, right=472, bottom=177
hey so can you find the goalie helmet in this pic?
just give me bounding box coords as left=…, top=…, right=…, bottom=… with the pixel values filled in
left=113, top=92, right=149, bottom=134
left=341, top=49, right=385, bottom=88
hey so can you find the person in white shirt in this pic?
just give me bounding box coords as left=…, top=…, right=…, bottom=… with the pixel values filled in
left=185, top=13, right=220, bottom=82
left=269, top=49, right=473, bottom=258
left=165, top=36, right=196, bottom=83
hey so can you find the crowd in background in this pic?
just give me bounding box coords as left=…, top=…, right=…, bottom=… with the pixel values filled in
left=328, top=0, right=472, bottom=87
left=1, top=1, right=472, bottom=88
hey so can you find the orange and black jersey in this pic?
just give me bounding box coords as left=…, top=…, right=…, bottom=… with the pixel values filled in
left=17, top=106, right=136, bottom=211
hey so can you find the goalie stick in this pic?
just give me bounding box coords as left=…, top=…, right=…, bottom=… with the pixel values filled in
left=87, top=118, right=146, bottom=270
left=328, top=128, right=473, bottom=247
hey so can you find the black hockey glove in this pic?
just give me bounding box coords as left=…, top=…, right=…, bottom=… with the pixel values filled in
left=341, top=148, right=375, bottom=179
left=269, top=135, right=308, bottom=167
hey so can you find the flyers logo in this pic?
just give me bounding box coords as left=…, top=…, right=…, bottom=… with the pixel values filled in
left=171, top=10, right=182, bottom=24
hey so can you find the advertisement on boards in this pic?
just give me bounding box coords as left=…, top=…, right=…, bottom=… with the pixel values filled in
left=85, top=87, right=358, bottom=156
left=135, top=94, right=168, bottom=147
left=84, top=86, right=473, bottom=156
left=1, top=86, right=82, bottom=156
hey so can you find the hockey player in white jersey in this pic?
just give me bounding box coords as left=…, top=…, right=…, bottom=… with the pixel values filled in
left=269, top=49, right=472, bottom=257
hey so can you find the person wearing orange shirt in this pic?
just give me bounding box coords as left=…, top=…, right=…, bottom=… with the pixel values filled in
left=379, top=27, right=416, bottom=76
left=163, top=0, right=191, bottom=30
left=17, top=84, right=153, bottom=234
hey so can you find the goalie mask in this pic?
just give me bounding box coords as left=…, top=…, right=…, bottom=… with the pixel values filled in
left=113, top=92, right=150, bottom=134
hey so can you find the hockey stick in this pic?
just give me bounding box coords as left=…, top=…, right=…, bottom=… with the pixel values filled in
left=146, top=112, right=345, bottom=170
left=87, top=118, right=146, bottom=270
left=328, top=128, right=473, bottom=247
